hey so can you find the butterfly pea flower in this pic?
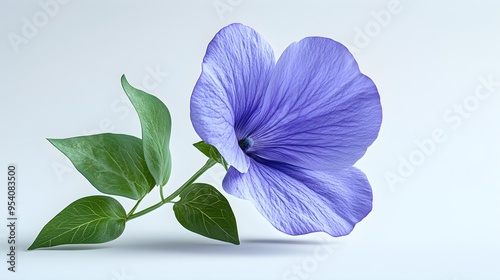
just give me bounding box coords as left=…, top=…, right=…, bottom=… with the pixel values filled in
left=190, top=23, right=382, bottom=236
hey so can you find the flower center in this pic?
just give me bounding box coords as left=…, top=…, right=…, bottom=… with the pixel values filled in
left=238, top=137, right=254, bottom=152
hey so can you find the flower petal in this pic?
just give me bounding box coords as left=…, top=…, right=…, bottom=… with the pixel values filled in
left=245, top=37, right=382, bottom=171
left=223, top=160, right=373, bottom=236
left=190, top=23, right=275, bottom=173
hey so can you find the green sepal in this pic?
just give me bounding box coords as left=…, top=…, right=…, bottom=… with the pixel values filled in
left=193, top=141, right=228, bottom=170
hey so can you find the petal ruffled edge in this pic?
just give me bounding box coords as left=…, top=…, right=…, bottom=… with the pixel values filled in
left=245, top=37, right=382, bottom=172
left=223, top=159, right=373, bottom=236
left=190, top=23, right=276, bottom=173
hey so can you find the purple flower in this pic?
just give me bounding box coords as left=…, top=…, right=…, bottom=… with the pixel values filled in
left=190, top=23, right=382, bottom=236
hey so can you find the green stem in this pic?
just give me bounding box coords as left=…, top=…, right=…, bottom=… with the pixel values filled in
left=160, top=183, right=165, bottom=202
left=127, top=197, right=143, bottom=217
left=126, top=159, right=217, bottom=221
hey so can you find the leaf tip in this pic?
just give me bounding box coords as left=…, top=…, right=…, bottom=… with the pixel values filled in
left=46, top=138, right=59, bottom=147
left=120, top=74, right=131, bottom=89
left=27, top=242, right=38, bottom=251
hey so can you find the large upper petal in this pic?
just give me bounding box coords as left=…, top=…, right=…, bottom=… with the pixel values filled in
left=223, top=160, right=373, bottom=236
left=190, top=23, right=275, bottom=173
left=245, top=37, right=382, bottom=171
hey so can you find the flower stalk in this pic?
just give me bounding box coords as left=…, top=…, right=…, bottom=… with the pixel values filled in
left=126, top=159, right=217, bottom=221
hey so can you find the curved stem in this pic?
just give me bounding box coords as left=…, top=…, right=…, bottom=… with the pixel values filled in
left=126, top=199, right=164, bottom=221
left=127, top=197, right=143, bottom=217
left=164, top=159, right=217, bottom=202
left=160, top=183, right=165, bottom=202
left=126, top=159, right=217, bottom=221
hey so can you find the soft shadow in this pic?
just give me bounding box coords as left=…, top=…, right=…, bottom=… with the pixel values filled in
left=30, top=244, right=112, bottom=251
left=25, top=237, right=338, bottom=255
left=110, top=237, right=336, bottom=256
left=242, top=238, right=325, bottom=245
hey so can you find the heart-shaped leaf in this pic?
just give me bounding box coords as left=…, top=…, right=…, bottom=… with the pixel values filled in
left=121, top=75, right=172, bottom=187
left=48, top=133, right=155, bottom=200
left=28, top=196, right=126, bottom=250
left=173, top=183, right=239, bottom=245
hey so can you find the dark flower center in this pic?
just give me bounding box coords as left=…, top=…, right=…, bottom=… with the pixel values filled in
left=238, top=137, right=254, bottom=152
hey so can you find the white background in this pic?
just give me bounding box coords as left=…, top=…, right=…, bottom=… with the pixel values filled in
left=1, top=0, right=499, bottom=279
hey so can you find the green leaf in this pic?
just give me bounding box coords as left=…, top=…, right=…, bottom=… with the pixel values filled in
left=48, top=133, right=155, bottom=200
left=28, top=196, right=126, bottom=250
left=173, top=183, right=239, bottom=245
left=121, top=75, right=172, bottom=187
left=193, top=141, right=228, bottom=170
